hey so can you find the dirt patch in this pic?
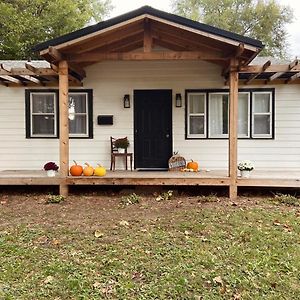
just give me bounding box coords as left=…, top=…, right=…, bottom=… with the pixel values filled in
left=0, top=190, right=284, bottom=233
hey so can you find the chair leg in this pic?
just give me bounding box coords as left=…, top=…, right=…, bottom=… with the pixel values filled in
left=110, top=155, right=113, bottom=171
left=113, top=156, right=116, bottom=171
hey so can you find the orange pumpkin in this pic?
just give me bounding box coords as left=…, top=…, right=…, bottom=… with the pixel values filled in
left=187, top=160, right=199, bottom=171
left=83, top=163, right=94, bottom=176
left=70, top=160, right=83, bottom=176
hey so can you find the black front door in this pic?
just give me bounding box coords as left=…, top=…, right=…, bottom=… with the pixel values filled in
left=134, top=90, right=172, bottom=169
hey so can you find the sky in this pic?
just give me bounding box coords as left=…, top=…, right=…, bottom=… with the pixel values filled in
left=110, top=0, right=300, bottom=59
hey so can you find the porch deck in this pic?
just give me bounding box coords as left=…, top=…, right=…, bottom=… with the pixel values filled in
left=0, top=170, right=299, bottom=188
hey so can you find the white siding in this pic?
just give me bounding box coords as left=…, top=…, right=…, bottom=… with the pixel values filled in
left=0, top=60, right=299, bottom=171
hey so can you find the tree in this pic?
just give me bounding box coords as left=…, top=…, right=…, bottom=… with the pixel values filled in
left=172, top=0, right=293, bottom=58
left=0, top=0, right=113, bottom=59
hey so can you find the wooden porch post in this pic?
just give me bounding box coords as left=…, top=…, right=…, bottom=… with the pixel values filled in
left=229, top=59, right=239, bottom=200
left=58, top=60, right=69, bottom=196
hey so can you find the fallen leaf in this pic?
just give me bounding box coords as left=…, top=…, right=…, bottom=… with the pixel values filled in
left=219, top=285, right=226, bottom=294
left=94, top=230, right=104, bottom=238
left=233, top=293, right=241, bottom=300
left=52, top=239, right=61, bottom=246
left=93, top=281, right=101, bottom=289
left=132, top=272, right=144, bottom=281
left=44, top=276, right=54, bottom=284
left=119, top=220, right=129, bottom=227
left=213, top=276, right=223, bottom=286
left=273, top=220, right=281, bottom=226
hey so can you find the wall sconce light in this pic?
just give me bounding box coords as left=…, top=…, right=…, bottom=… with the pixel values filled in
left=123, top=94, right=130, bottom=108
left=175, top=93, right=182, bottom=107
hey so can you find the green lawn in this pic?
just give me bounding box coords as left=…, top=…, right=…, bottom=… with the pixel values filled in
left=0, top=193, right=300, bottom=299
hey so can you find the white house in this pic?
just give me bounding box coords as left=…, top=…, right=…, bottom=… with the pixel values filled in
left=0, top=6, right=299, bottom=198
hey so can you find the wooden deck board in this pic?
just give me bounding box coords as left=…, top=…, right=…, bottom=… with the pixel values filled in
left=0, top=170, right=299, bottom=188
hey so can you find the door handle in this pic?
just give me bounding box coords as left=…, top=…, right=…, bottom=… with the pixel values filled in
left=166, top=134, right=170, bottom=138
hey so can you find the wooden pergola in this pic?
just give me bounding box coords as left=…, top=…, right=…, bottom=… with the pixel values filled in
left=2, top=6, right=299, bottom=198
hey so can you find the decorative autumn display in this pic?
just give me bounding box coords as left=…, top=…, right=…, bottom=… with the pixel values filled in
left=94, top=164, right=106, bottom=176
left=43, top=161, right=59, bottom=177
left=114, top=137, right=129, bottom=149
left=83, top=163, right=94, bottom=176
left=43, top=162, right=59, bottom=171
left=238, top=160, right=254, bottom=171
left=187, top=160, right=199, bottom=172
left=69, top=160, right=83, bottom=176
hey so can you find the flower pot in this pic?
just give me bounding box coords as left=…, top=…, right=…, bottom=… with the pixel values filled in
left=118, top=148, right=126, bottom=153
left=240, top=170, right=251, bottom=178
left=46, top=170, right=56, bottom=177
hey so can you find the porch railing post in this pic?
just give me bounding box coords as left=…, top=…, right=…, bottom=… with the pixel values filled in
left=58, top=60, right=69, bottom=196
left=229, top=59, right=239, bottom=200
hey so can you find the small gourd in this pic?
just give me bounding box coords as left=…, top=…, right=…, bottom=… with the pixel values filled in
left=83, top=163, right=94, bottom=176
left=70, top=160, right=83, bottom=176
left=187, top=160, right=199, bottom=172
left=94, top=164, right=106, bottom=177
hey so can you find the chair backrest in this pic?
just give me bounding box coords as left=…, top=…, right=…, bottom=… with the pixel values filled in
left=110, top=136, right=128, bottom=154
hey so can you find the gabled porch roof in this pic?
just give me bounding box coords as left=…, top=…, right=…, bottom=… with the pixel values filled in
left=32, top=5, right=263, bottom=73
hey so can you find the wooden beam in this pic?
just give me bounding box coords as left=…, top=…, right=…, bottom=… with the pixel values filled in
left=88, top=32, right=143, bottom=53
left=245, top=60, right=271, bottom=84
left=0, top=64, right=11, bottom=75
left=228, top=58, right=239, bottom=200
left=289, top=59, right=299, bottom=70
left=286, top=72, right=300, bottom=83
left=68, top=23, right=144, bottom=54
left=267, top=72, right=284, bottom=82
left=240, top=64, right=300, bottom=73
left=20, top=75, right=43, bottom=85
left=25, top=63, right=57, bottom=76
left=48, top=46, right=64, bottom=62
left=58, top=60, right=69, bottom=197
left=47, top=47, right=86, bottom=78
left=0, top=75, right=23, bottom=84
left=67, top=51, right=227, bottom=62
left=235, top=43, right=244, bottom=57
left=143, top=18, right=152, bottom=52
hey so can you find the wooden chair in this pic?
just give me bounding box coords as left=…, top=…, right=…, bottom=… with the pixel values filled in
left=110, top=137, right=133, bottom=171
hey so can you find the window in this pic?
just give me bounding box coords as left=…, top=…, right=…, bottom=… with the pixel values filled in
left=69, top=93, right=90, bottom=137
left=25, top=89, right=93, bottom=139
left=252, top=92, right=272, bottom=138
left=187, top=93, right=206, bottom=138
left=186, top=89, right=273, bottom=139
left=209, top=93, right=229, bottom=138
left=30, top=92, right=57, bottom=137
left=238, top=93, right=250, bottom=138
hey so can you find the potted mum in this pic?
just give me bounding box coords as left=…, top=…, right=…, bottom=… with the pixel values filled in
left=238, top=160, right=254, bottom=178
left=43, top=162, right=59, bottom=177
left=115, top=137, right=129, bottom=153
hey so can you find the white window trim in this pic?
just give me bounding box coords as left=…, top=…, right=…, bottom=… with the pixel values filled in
left=208, top=92, right=229, bottom=138
left=252, top=91, right=273, bottom=138
left=69, top=92, right=89, bottom=138
left=187, top=92, right=207, bottom=138
left=238, top=92, right=251, bottom=138
left=30, top=92, right=57, bottom=137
